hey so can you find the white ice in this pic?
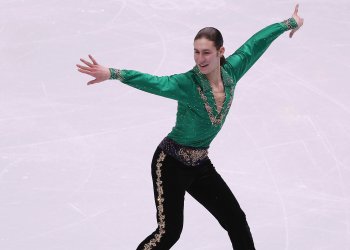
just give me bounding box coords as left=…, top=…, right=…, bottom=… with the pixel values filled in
left=1, top=0, right=350, bottom=249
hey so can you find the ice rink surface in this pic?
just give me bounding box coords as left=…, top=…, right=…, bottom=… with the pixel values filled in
left=1, top=0, right=350, bottom=249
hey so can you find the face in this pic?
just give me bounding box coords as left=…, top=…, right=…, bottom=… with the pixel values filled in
left=194, top=38, right=225, bottom=75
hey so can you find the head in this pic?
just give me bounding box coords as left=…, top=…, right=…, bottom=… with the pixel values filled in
left=194, top=27, right=225, bottom=75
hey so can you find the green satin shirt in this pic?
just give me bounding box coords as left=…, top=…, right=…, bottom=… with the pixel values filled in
left=110, top=18, right=298, bottom=148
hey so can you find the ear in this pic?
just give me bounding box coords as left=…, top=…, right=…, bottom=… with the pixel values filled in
left=219, top=46, right=225, bottom=57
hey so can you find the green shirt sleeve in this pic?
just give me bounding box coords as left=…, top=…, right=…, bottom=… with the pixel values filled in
left=109, top=69, right=193, bottom=104
left=224, top=17, right=298, bottom=83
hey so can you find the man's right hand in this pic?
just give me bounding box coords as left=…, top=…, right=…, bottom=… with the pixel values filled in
left=76, top=54, right=110, bottom=85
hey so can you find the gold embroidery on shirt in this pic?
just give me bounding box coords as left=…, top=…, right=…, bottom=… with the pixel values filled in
left=194, top=66, right=235, bottom=126
left=109, top=68, right=124, bottom=81
left=282, top=18, right=296, bottom=30
left=197, top=86, right=234, bottom=126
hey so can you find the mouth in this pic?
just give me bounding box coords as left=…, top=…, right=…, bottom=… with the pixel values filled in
left=199, top=64, right=209, bottom=69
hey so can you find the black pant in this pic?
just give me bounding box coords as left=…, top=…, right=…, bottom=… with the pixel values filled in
left=137, top=146, right=255, bottom=250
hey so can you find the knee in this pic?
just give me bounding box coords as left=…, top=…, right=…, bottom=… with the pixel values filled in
left=222, top=209, right=249, bottom=231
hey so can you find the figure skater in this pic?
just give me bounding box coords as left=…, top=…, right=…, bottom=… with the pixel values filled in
left=76, top=4, right=304, bottom=250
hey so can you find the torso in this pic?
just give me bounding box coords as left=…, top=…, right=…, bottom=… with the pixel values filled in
left=211, top=80, right=226, bottom=114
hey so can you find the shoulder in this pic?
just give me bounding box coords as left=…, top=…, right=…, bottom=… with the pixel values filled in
left=170, top=69, right=195, bottom=80
left=221, top=60, right=238, bottom=84
left=169, top=69, right=198, bottom=87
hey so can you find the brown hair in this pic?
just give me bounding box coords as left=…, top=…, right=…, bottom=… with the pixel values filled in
left=194, top=27, right=226, bottom=65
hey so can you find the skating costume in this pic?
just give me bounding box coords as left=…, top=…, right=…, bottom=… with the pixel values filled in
left=109, top=18, right=298, bottom=250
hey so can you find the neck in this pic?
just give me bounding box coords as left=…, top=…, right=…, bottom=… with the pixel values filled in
left=205, top=65, right=221, bottom=86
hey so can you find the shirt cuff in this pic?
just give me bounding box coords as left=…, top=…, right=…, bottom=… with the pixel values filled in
left=281, top=17, right=298, bottom=31
left=109, top=68, right=124, bottom=81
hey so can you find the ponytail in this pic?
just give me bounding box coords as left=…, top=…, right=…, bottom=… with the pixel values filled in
left=220, top=56, right=226, bottom=66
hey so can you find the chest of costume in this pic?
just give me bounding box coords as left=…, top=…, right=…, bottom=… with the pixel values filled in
left=191, top=66, right=236, bottom=127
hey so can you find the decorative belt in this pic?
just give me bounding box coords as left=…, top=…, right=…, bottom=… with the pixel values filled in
left=158, top=137, right=209, bottom=166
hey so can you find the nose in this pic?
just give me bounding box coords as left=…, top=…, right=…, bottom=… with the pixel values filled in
left=197, top=54, right=205, bottom=64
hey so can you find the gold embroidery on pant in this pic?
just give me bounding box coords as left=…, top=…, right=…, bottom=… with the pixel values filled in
left=143, top=151, right=166, bottom=250
left=178, top=148, right=208, bottom=164
left=158, top=137, right=209, bottom=166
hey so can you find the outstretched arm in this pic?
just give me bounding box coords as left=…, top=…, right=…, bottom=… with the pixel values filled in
left=76, top=55, right=192, bottom=103
left=224, top=4, right=304, bottom=83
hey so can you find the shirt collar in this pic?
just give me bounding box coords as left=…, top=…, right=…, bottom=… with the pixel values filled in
left=193, top=65, right=232, bottom=92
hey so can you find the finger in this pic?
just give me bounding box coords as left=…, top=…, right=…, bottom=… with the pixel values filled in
left=89, top=54, right=98, bottom=65
left=77, top=68, right=94, bottom=76
left=289, top=29, right=296, bottom=38
left=80, top=58, right=94, bottom=67
left=87, top=79, right=99, bottom=85
left=294, top=3, right=299, bottom=15
left=76, top=64, right=91, bottom=71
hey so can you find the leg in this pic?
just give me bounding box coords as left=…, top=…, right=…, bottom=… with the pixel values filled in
left=137, top=147, right=186, bottom=250
left=187, top=161, right=255, bottom=250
